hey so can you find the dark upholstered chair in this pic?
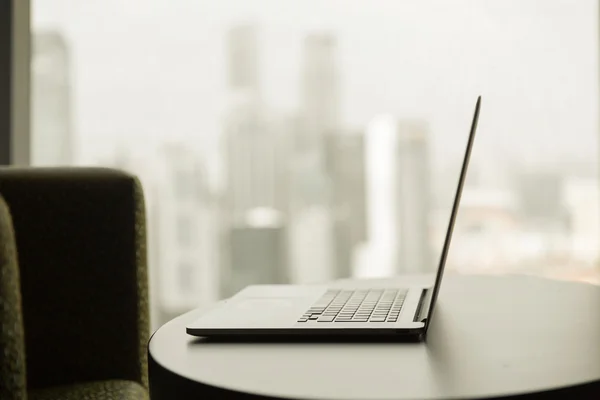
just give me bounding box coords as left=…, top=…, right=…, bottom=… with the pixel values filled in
left=0, top=167, right=149, bottom=400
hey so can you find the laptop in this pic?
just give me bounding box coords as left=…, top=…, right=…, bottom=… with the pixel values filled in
left=186, top=96, right=481, bottom=340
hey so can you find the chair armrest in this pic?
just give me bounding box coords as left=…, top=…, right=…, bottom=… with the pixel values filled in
left=0, top=167, right=149, bottom=390
left=0, top=195, right=27, bottom=400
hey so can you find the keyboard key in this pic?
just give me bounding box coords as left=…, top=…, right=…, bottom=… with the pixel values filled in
left=317, top=316, right=335, bottom=322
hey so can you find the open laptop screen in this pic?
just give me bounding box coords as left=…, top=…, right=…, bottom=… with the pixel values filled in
left=424, top=96, right=481, bottom=330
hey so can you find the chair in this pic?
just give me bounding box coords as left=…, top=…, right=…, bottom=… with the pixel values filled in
left=0, top=167, right=149, bottom=400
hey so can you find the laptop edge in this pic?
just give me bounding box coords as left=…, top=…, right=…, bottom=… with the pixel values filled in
left=419, top=95, right=481, bottom=333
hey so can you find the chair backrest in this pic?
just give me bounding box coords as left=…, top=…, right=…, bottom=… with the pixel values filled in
left=0, top=195, right=27, bottom=400
left=0, top=168, right=148, bottom=390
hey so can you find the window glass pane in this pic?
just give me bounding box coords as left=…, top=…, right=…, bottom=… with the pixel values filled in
left=32, top=0, right=600, bottom=330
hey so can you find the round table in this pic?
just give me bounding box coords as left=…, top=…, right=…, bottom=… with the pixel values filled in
left=148, top=274, right=600, bottom=399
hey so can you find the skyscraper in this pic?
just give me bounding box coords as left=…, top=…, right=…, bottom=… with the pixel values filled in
left=396, top=120, right=433, bottom=273
left=364, top=115, right=399, bottom=276
left=222, top=213, right=288, bottom=298
left=287, top=205, right=335, bottom=283
left=325, top=130, right=368, bottom=278
left=326, top=131, right=368, bottom=244
left=299, top=33, right=340, bottom=158
left=287, top=33, right=341, bottom=282
left=224, top=111, right=287, bottom=223
left=31, top=31, right=72, bottom=165
left=222, top=112, right=289, bottom=296
left=223, top=25, right=287, bottom=222
left=221, top=25, right=289, bottom=295
left=154, top=143, right=220, bottom=320
left=227, top=24, right=259, bottom=96
left=364, top=116, right=434, bottom=276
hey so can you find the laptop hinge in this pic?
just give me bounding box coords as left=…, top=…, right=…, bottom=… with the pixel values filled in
left=414, top=289, right=432, bottom=323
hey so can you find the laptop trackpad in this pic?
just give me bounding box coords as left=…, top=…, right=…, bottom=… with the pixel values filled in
left=192, top=296, right=311, bottom=328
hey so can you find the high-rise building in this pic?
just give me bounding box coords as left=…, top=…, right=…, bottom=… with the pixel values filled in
left=286, top=118, right=335, bottom=282
left=221, top=212, right=288, bottom=298
left=223, top=25, right=287, bottom=222
left=325, top=130, right=368, bottom=278
left=362, top=116, right=433, bottom=275
left=326, top=131, right=368, bottom=244
left=287, top=205, right=335, bottom=283
left=363, top=115, right=399, bottom=277
left=288, top=115, right=331, bottom=208
left=300, top=33, right=340, bottom=157
left=224, top=111, right=287, bottom=223
left=396, top=120, right=433, bottom=273
left=221, top=25, right=289, bottom=295
left=148, top=143, right=220, bottom=322
left=31, top=30, right=72, bottom=165
left=227, top=24, right=259, bottom=96
left=285, top=33, right=341, bottom=282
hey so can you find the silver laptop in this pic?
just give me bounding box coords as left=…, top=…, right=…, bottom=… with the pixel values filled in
left=187, top=96, right=481, bottom=340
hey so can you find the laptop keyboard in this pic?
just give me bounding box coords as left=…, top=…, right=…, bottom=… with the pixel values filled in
left=297, top=289, right=407, bottom=323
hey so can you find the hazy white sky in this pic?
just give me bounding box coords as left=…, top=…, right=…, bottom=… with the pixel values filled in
left=34, top=0, right=598, bottom=171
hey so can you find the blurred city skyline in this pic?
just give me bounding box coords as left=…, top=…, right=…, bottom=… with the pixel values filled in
left=31, top=1, right=600, bottom=328
left=33, top=0, right=598, bottom=177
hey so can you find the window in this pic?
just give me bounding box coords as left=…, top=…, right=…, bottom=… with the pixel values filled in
left=2, top=1, right=29, bottom=166
left=31, top=0, right=600, bottom=328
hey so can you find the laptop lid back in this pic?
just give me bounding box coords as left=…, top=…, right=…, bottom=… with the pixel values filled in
left=422, top=96, right=481, bottom=332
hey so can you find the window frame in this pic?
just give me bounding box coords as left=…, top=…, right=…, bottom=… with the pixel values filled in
left=0, top=0, right=30, bottom=166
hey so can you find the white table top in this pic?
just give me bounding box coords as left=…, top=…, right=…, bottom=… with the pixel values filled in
left=149, top=273, right=600, bottom=399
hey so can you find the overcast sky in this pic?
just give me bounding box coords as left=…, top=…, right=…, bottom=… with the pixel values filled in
left=34, top=0, right=599, bottom=172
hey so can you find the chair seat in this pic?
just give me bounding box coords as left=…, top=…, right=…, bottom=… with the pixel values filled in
left=29, top=379, right=148, bottom=400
